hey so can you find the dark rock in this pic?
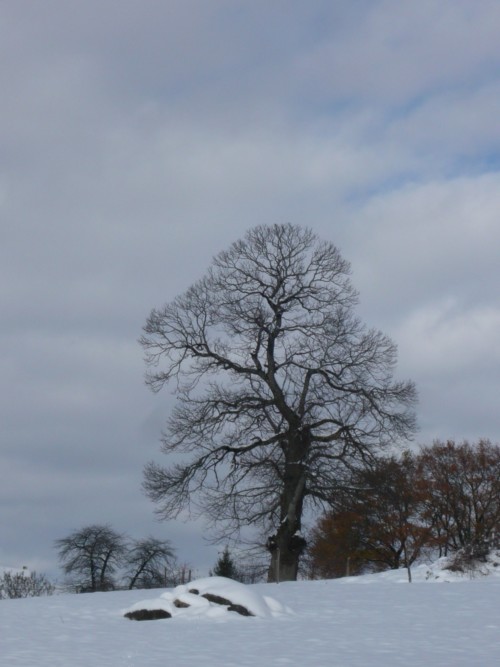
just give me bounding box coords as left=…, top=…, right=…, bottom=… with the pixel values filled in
left=201, top=592, right=253, bottom=616
left=173, top=599, right=190, bottom=608
left=124, top=608, right=171, bottom=621
left=201, top=592, right=233, bottom=606
left=228, top=603, right=254, bottom=617
left=188, top=588, right=199, bottom=595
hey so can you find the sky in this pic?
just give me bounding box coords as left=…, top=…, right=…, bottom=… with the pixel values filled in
left=1, top=0, right=500, bottom=577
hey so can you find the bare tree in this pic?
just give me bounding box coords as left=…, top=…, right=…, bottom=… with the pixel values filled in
left=0, top=570, right=54, bottom=599
left=55, top=524, right=126, bottom=592
left=125, top=537, right=176, bottom=589
left=141, top=224, right=417, bottom=581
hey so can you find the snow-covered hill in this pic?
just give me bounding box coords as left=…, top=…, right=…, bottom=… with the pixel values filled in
left=1, top=563, right=500, bottom=666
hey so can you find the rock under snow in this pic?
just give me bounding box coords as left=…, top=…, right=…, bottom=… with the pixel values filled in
left=123, top=576, right=292, bottom=621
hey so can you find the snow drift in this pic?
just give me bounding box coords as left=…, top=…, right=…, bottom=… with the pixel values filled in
left=123, top=576, right=292, bottom=620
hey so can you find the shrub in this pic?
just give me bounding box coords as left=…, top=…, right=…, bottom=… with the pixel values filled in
left=0, top=570, right=55, bottom=599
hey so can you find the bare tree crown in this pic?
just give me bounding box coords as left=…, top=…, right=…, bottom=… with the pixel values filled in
left=140, top=224, right=417, bottom=580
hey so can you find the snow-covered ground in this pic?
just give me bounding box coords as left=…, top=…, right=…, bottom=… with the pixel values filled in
left=1, top=560, right=500, bottom=666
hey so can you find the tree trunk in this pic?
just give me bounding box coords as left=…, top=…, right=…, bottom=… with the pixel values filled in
left=267, top=447, right=307, bottom=582
left=267, top=523, right=306, bottom=582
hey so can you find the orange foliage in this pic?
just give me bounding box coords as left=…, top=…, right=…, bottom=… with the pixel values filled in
left=307, top=440, right=500, bottom=578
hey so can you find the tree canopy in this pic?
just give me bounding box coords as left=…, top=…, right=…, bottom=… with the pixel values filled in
left=307, top=440, right=500, bottom=578
left=124, top=537, right=176, bottom=589
left=141, top=224, right=417, bottom=580
left=55, top=524, right=126, bottom=592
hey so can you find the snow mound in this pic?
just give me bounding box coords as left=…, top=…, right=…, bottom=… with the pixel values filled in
left=123, top=576, right=292, bottom=621
left=423, top=550, right=500, bottom=582
left=336, top=551, right=500, bottom=585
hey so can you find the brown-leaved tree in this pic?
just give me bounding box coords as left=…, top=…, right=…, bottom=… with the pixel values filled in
left=418, top=439, right=500, bottom=558
left=308, top=453, right=432, bottom=579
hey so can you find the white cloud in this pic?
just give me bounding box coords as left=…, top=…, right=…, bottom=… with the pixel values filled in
left=346, top=172, right=500, bottom=320
left=295, top=0, right=500, bottom=104
left=383, top=82, right=500, bottom=161
left=397, top=299, right=500, bottom=376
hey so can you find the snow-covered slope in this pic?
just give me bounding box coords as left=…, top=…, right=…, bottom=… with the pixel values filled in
left=339, top=549, right=500, bottom=584
left=1, top=567, right=500, bottom=666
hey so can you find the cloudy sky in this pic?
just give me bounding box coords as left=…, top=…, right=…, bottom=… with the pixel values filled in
left=2, top=0, right=500, bottom=577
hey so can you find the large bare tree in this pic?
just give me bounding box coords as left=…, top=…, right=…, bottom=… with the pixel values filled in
left=141, top=224, right=417, bottom=581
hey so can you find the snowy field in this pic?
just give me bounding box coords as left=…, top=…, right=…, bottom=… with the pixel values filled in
left=2, top=563, right=500, bottom=666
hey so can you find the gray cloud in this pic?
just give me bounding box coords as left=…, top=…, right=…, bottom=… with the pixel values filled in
left=1, top=0, right=499, bottom=575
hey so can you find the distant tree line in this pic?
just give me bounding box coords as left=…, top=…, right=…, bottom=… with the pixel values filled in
left=55, top=525, right=178, bottom=592
left=306, top=439, right=500, bottom=579
left=10, top=438, right=496, bottom=597
left=55, top=526, right=267, bottom=593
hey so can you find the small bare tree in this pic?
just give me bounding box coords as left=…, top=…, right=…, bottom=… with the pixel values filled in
left=0, top=570, right=54, bottom=599
left=125, top=537, right=176, bottom=589
left=55, top=524, right=126, bottom=592
left=141, top=224, right=417, bottom=581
